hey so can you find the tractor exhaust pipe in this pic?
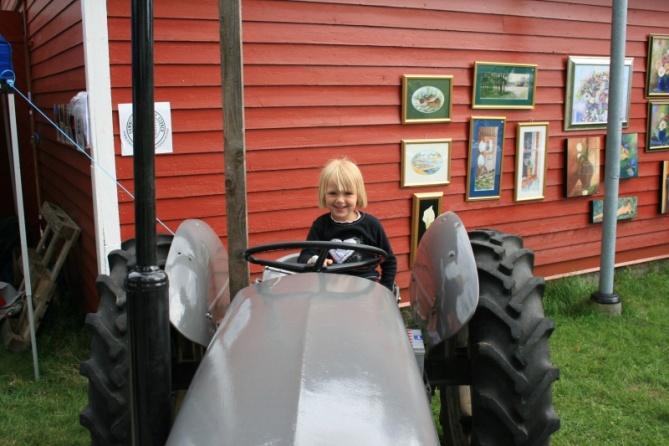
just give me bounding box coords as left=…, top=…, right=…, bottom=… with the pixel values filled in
left=126, top=0, right=172, bottom=444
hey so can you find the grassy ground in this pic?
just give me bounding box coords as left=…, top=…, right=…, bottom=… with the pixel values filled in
left=1, top=261, right=668, bottom=445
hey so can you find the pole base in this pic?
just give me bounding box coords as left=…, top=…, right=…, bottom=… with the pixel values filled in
left=590, top=291, right=622, bottom=316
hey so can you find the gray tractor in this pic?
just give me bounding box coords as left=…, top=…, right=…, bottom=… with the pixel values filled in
left=80, top=213, right=559, bottom=445
left=79, top=1, right=558, bottom=443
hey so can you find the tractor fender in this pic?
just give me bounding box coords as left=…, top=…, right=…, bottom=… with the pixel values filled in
left=166, top=273, right=439, bottom=445
left=166, top=219, right=230, bottom=347
left=410, top=211, right=478, bottom=346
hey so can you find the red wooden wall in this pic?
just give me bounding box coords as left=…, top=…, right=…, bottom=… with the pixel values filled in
left=24, top=0, right=96, bottom=305
left=107, top=0, right=669, bottom=301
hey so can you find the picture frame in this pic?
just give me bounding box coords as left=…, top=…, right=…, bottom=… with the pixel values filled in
left=402, top=75, right=453, bottom=124
left=515, top=122, right=549, bottom=201
left=565, top=136, right=601, bottom=198
left=401, top=139, right=451, bottom=187
left=564, top=56, right=633, bottom=131
left=472, top=62, right=537, bottom=109
left=410, top=192, right=444, bottom=265
left=662, top=161, right=669, bottom=214
left=646, top=34, right=669, bottom=97
left=591, top=196, right=637, bottom=223
left=647, top=101, right=669, bottom=151
left=619, top=133, right=639, bottom=179
left=466, top=117, right=506, bottom=201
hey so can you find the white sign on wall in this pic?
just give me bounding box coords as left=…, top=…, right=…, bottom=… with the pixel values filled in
left=118, top=102, right=173, bottom=156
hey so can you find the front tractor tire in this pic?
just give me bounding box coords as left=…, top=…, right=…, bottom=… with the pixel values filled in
left=79, top=237, right=172, bottom=446
left=440, top=230, right=560, bottom=446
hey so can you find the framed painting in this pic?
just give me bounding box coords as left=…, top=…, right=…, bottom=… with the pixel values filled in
left=565, top=136, right=601, bottom=197
left=647, top=101, right=669, bottom=151
left=401, top=139, right=451, bottom=187
left=402, top=75, right=453, bottom=124
left=620, top=133, right=639, bottom=179
left=515, top=122, right=549, bottom=201
left=472, top=62, right=537, bottom=109
left=564, top=56, right=634, bottom=131
left=410, top=192, right=444, bottom=265
left=662, top=161, right=669, bottom=214
left=646, top=34, right=669, bottom=97
left=466, top=117, right=506, bottom=201
left=591, top=196, right=637, bottom=223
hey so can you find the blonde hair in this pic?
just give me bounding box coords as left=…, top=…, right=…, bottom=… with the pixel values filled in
left=318, top=158, right=368, bottom=208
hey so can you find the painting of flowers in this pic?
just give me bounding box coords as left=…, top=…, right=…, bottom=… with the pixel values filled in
left=566, top=137, right=601, bottom=198
left=646, top=35, right=669, bottom=97
left=647, top=101, right=669, bottom=151
left=564, top=56, right=633, bottom=131
left=619, top=133, right=638, bottom=179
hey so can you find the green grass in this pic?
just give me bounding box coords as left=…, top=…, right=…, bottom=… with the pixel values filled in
left=0, top=298, right=90, bottom=446
left=546, top=262, right=669, bottom=446
left=1, top=261, right=669, bottom=445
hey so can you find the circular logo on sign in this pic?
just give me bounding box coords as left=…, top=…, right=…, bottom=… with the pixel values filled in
left=123, top=111, right=169, bottom=148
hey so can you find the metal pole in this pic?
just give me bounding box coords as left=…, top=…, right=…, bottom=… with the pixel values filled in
left=592, top=0, right=627, bottom=313
left=2, top=90, right=39, bottom=380
left=126, top=0, right=172, bottom=444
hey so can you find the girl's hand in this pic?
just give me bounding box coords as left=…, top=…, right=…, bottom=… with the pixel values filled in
left=323, top=259, right=334, bottom=267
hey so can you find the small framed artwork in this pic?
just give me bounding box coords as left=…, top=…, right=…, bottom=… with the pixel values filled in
left=647, top=101, right=669, bottom=151
left=466, top=117, right=506, bottom=201
left=515, top=122, right=549, bottom=201
left=410, top=192, right=444, bottom=265
left=564, top=56, right=634, bottom=131
left=646, top=34, right=669, bottom=97
left=591, top=196, right=637, bottom=223
left=620, top=133, right=639, bottom=179
left=401, top=139, right=451, bottom=187
left=472, top=62, right=537, bottom=109
left=566, top=136, right=601, bottom=197
left=401, top=75, right=453, bottom=124
left=661, top=161, right=669, bottom=214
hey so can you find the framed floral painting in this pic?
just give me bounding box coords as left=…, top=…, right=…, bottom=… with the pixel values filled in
left=619, top=133, right=638, bottom=179
left=647, top=101, right=669, bottom=151
left=646, top=34, right=669, bottom=97
left=564, top=56, right=633, bottom=131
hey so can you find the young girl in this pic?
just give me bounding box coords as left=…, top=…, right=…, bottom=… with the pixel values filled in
left=297, top=158, right=397, bottom=291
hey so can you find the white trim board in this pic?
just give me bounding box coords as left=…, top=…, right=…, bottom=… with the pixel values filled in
left=81, top=0, right=120, bottom=274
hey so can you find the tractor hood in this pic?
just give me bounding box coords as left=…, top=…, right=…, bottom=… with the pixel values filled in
left=166, top=273, right=439, bottom=446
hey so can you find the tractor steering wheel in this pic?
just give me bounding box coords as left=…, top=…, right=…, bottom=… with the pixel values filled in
left=244, top=241, right=387, bottom=274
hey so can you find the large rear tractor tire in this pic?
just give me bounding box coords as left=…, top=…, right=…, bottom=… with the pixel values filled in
left=440, top=229, right=560, bottom=446
left=79, top=237, right=172, bottom=446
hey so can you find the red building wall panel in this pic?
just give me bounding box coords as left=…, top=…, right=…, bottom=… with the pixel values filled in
left=107, top=0, right=669, bottom=300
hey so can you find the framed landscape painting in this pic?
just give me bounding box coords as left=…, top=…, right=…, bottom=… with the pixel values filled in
left=515, top=122, right=549, bottom=201
left=402, top=75, right=453, bottom=124
left=647, top=101, right=669, bottom=151
left=619, top=133, right=639, bottom=179
left=662, top=161, right=669, bottom=214
left=591, top=196, right=637, bottom=223
left=566, top=136, right=601, bottom=198
left=646, top=34, right=669, bottom=97
left=564, top=56, right=633, bottom=131
left=401, top=139, right=451, bottom=187
left=466, top=117, right=506, bottom=201
left=410, top=192, right=444, bottom=265
left=472, top=62, right=537, bottom=109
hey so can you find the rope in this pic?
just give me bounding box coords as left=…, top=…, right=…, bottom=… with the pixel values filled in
left=2, top=73, right=174, bottom=235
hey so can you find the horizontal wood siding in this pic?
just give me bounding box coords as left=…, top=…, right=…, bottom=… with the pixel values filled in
left=25, top=0, right=97, bottom=309
left=107, top=0, right=669, bottom=298
left=106, top=0, right=226, bottom=244
left=241, top=0, right=669, bottom=288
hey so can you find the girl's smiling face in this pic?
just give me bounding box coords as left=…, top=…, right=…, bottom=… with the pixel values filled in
left=325, top=181, right=358, bottom=222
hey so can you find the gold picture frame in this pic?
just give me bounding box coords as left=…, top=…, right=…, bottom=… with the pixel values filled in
left=515, top=122, right=549, bottom=201
left=401, top=139, right=451, bottom=187
left=402, top=75, right=453, bottom=124
left=410, top=192, right=444, bottom=265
